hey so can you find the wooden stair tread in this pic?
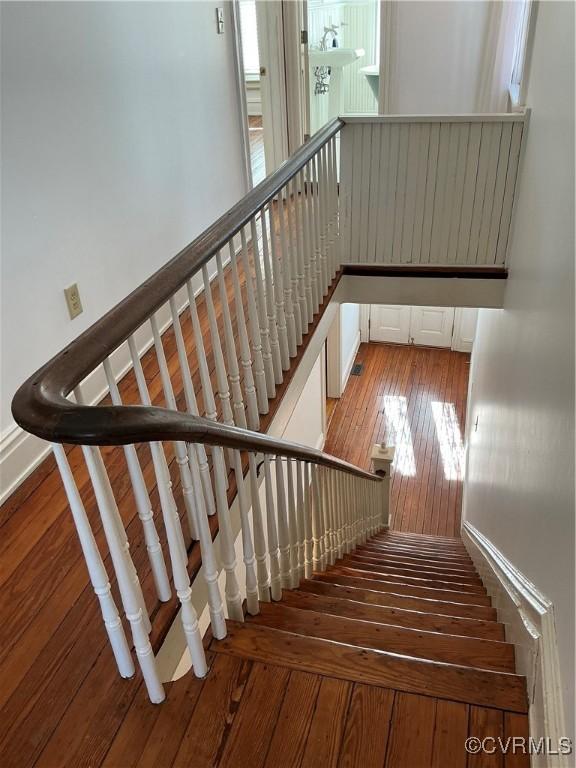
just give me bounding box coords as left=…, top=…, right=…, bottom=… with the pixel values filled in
left=314, top=572, right=493, bottom=607
left=331, top=563, right=487, bottom=593
left=341, top=556, right=484, bottom=584
left=284, top=589, right=505, bottom=640
left=248, top=602, right=515, bottom=673
left=300, top=579, right=497, bottom=621
left=346, top=552, right=480, bottom=577
left=210, top=622, right=527, bottom=713
left=358, top=544, right=474, bottom=566
left=373, top=535, right=468, bottom=554
left=375, top=531, right=464, bottom=546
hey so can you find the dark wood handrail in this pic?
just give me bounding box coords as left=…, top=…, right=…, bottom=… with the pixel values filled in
left=10, top=118, right=383, bottom=483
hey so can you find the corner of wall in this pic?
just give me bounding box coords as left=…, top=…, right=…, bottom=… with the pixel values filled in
left=462, top=522, right=569, bottom=766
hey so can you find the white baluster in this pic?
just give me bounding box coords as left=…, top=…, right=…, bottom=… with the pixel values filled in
left=202, top=265, right=236, bottom=430
left=227, top=241, right=260, bottom=429
left=275, top=456, right=292, bottom=588
left=214, top=251, right=247, bottom=429
left=317, top=148, right=329, bottom=295
left=102, top=359, right=171, bottom=603
left=330, top=137, right=340, bottom=278
left=268, top=203, right=291, bottom=370
left=303, top=462, right=313, bottom=578
left=263, top=456, right=282, bottom=600
left=164, top=308, right=227, bottom=637
left=285, top=181, right=304, bottom=345
left=277, top=193, right=298, bottom=357
left=294, top=171, right=311, bottom=330
left=286, top=459, right=300, bottom=588
left=74, top=385, right=151, bottom=635
left=169, top=298, right=216, bottom=518
left=250, top=217, right=276, bottom=398
left=53, top=444, right=134, bottom=679
left=150, top=315, right=199, bottom=541
left=248, top=454, right=271, bottom=601
left=259, top=207, right=284, bottom=384
left=311, top=464, right=324, bottom=571
left=127, top=337, right=189, bottom=568
left=295, top=459, right=306, bottom=580
left=309, top=159, right=323, bottom=311
left=82, top=444, right=164, bottom=703
left=232, top=450, right=259, bottom=615
left=240, top=227, right=269, bottom=413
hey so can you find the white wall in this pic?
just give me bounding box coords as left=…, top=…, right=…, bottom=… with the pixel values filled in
left=0, top=2, right=246, bottom=460
left=340, top=302, right=360, bottom=391
left=463, top=0, right=574, bottom=733
left=390, top=1, right=490, bottom=113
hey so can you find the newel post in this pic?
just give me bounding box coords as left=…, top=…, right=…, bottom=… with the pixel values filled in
left=370, top=445, right=395, bottom=528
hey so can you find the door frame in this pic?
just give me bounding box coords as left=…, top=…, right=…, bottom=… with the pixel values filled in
left=230, top=0, right=253, bottom=191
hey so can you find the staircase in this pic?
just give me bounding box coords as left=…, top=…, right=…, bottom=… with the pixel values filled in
left=210, top=529, right=525, bottom=712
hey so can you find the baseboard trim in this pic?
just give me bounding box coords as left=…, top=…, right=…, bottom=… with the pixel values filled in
left=341, top=329, right=361, bottom=392
left=462, top=522, right=568, bottom=766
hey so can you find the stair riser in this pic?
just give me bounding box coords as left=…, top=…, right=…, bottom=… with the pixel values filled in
left=334, top=564, right=487, bottom=593
left=212, top=623, right=528, bottom=713
left=300, top=581, right=497, bottom=621
left=373, top=536, right=468, bottom=554
left=347, top=552, right=479, bottom=575
left=314, top=573, right=492, bottom=606
left=358, top=545, right=475, bottom=567
left=284, top=590, right=506, bottom=641
left=342, top=556, right=483, bottom=584
left=250, top=603, right=515, bottom=673
left=360, top=541, right=473, bottom=559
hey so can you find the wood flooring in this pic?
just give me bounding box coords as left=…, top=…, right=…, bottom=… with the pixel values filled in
left=324, top=342, right=470, bottom=537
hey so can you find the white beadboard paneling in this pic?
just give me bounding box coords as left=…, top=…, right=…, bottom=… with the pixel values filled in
left=339, top=114, right=527, bottom=266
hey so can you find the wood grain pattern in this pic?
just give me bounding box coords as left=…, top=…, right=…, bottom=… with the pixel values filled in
left=384, top=691, right=437, bottom=767
left=324, top=342, right=470, bottom=537
left=281, top=588, right=506, bottom=641
left=249, top=602, right=515, bottom=672
left=338, top=684, right=394, bottom=768
left=210, top=622, right=528, bottom=712
left=300, top=677, right=351, bottom=768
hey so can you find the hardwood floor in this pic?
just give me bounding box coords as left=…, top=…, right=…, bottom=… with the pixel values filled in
left=249, top=115, right=265, bottom=185
left=324, top=342, right=470, bottom=537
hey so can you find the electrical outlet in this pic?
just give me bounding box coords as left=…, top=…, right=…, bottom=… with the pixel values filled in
left=64, top=283, right=83, bottom=320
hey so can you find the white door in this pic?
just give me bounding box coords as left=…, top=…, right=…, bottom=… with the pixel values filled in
left=451, top=308, right=478, bottom=352
left=369, top=305, right=411, bottom=343
left=409, top=306, right=455, bottom=347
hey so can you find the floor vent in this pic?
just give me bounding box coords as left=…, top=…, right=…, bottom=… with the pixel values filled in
left=351, top=362, right=363, bottom=376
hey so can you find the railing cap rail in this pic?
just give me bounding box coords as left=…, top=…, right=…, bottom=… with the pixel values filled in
left=10, top=117, right=382, bottom=484
left=341, top=109, right=529, bottom=124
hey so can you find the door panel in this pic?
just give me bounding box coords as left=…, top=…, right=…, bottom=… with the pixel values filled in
left=369, top=305, right=411, bottom=343
left=452, top=308, right=478, bottom=352
left=409, top=307, right=455, bottom=347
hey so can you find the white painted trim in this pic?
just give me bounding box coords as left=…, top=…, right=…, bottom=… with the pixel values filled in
left=340, top=274, right=507, bottom=309
left=359, top=304, right=370, bottom=342
left=342, top=111, right=528, bottom=124
left=462, top=522, right=568, bottom=767
left=325, top=308, right=341, bottom=399
left=378, top=0, right=397, bottom=114
left=230, top=0, right=254, bottom=190
left=341, top=329, right=361, bottom=392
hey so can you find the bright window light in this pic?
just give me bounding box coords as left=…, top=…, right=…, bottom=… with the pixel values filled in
left=239, top=0, right=261, bottom=77
left=382, top=395, right=416, bottom=477
left=431, top=401, right=465, bottom=481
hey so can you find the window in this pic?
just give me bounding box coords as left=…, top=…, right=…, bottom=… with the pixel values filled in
left=239, top=0, right=260, bottom=78
left=510, top=0, right=533, bottom=95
